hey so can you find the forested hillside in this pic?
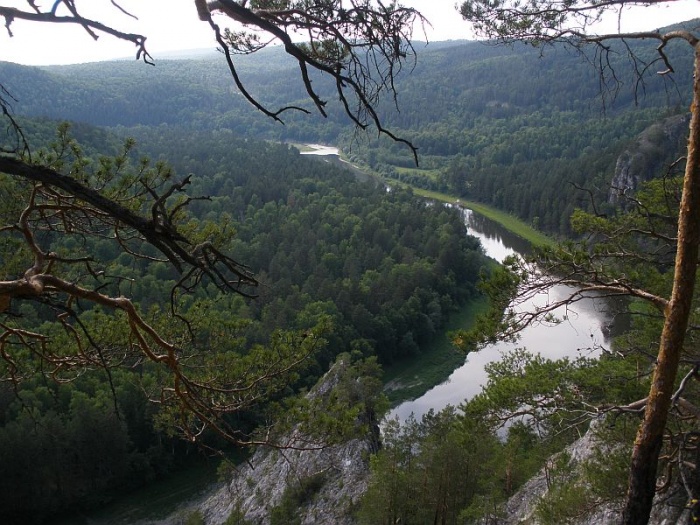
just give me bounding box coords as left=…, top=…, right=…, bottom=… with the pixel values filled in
left=0, top=49, right=349, bottom=141
left=0, top=119, right=486, bottom=524
left=347, top=31, right=693, bottom=233
left=2, top=14, right=698, bottom=525
left=1, top=21, right=695, bottom=234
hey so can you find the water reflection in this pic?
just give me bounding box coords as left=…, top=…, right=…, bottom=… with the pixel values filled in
left=389, top=207, right=617, bottom=423
left=461, top=208, right=532, bottom=262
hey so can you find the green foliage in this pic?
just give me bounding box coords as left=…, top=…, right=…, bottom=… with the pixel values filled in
left=183, top=510, right=205, bottom=525
left=121, top=125, right=487, bottom=368
left=451, top=260, right=519, bottom=352
left=270, top=471, right=327, bottom=525
left=359, top=407, right=501, bottom=525
left=382, top=295, right=490, bottom=404
left=359, top=35, right=690, bottom=234
left=447, top=137, right=696, bottom=522
left=464, top=349, right=647, bottom=436
left=567, top=172, right=683, bottom=298
left=4, top=24, right=690, bottom=521
left=0, top=122, right=488, bottom=523
left=534, top=420, right=635, bottom=525
left=0, top=373, right=167, bottom=524
left=268, top=352, right=389, bottom=449
left=224, top=504, right=253, bottom=525
left=361, top=346, right=650, bottom=524
left=535, top=478, right=591, bottom=525
left=2, top=30, right=692, bottom=236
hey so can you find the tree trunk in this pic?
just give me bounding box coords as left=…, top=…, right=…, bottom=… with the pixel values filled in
left=621, top=43, right=700, bottom=525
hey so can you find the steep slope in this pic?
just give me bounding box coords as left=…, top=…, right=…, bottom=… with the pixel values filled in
left=143, top=357, right=380, bottom=525
left=493, top=419, right=690, bottom=525
left=198, top=432, right=373, bottom=525
left=609, top=113, right=690, bottom=204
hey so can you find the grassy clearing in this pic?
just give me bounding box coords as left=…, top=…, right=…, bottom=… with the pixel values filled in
left=382, top=296, right=490, bottom=405
left=410, top=187, right=555, bottom=248
left=394, top=166, right=442, bottom=180
left=288, top=142, right=316, bottom=153
left=307, top=150, right=552, bottom=248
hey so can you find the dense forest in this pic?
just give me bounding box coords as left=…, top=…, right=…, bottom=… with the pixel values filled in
left=1, top=14, right=698, bottom=525
left=358, top=350, right=648, bottom=524
left=1, top=24, right=694, bottom=235
left=0, top=119, right=486, bottom=524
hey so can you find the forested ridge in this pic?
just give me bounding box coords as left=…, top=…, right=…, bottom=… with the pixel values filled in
left=0, top=119, right=486, bottom=524
left=1, top=21, right=695, bottom=235
left=2, top=14, right=699, bottom=525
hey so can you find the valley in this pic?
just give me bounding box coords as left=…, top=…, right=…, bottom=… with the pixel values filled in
left=0, top=13, right=698, bottom=525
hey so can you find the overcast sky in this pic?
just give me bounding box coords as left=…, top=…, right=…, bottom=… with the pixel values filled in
left=0, top=0, right=696, bottom=66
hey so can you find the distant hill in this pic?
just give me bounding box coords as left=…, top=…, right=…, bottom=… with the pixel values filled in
left=2, top=28, right=689, bottom=138
left=150, top=48, right=220, bottom=60
left=1, top=19, right=696, bottom=233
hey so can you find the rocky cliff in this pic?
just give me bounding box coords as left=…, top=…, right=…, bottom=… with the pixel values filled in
left=608, top=113, right=689, bottom=205
left=155, top=417, right=692, bottom=525
left=490, top=419, right=691, bottom=525
left=197, top=433, right=373, bottom=524
left=199, top=356, right=380, bottom=525
left=146, top=356, right=378, bottom=525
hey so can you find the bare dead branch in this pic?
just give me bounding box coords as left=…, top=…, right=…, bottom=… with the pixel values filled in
left=0, top=4, right=152, bottom=62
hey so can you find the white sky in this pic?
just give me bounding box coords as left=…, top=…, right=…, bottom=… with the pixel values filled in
left=0, top=0, right=697, bottom=66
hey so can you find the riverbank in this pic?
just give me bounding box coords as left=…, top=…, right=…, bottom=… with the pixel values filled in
left=302, top=146, right=555, bottom=248
left=409, top=187, right=556, bottom=248
left=297, top=144, right=555, bottom=407
left=296, top=144, right=554, bottom=249
left=382, top=296, right=490, bottom=405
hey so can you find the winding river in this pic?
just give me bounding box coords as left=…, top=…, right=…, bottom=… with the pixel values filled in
left=300, top=144, right=620, bottom=423
left=389, top=207, right=619, bottom=422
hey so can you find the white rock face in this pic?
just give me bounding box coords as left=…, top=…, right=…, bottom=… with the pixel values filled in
left=137, top=357, right=378, bottom=525
left=181, top=358, right=378, bottom=525
left=198, top=436, right=373, bottom=525
left=608, top=113, right=689, bottom=205
left=493, top=419, right=690, bottom=525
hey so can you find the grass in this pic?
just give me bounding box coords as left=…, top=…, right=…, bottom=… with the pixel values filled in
left=303, top=147, right=553, bottom=247
left=457, top=200, right=555, bottom=248
left=289, top=142, right=316, bottom=153
left=382, top=296, right=490, bottom=405
left=300, top=144, right=553, bottom=248
left=394, top=166, right=442, bottom=180
left=379, top=182, right=553, bottom=404
left=409, top=187, right=556, bottom=248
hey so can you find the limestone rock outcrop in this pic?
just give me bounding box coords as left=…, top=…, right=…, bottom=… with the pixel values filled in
left=608, top=113, right=689, bottom=205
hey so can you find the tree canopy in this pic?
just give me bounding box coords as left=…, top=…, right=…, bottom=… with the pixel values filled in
left=459, top=3, right=699, bottom=523
left=0, top=0, right=428, bottom=445
left=0, top=118, right=489, bottom=522
left=0, top=0, right=424, bottom=158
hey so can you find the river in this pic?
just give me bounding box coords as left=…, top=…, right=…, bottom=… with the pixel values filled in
left=299, top=145, right=620, bottom=423
left=389, top=207, right=618, bottom=422
left=299, top=143, right=373, bottom=181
